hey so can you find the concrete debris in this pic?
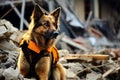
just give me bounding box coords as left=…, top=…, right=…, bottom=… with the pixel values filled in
left=0, top=19, right=18, bottom=40
left=3, top=67, right=19, bottom=80
left=66, top=69, right=79, bottom=80
left=0, top=19, right=22, bottom=80
left=86, top=71, right=102, bottom=80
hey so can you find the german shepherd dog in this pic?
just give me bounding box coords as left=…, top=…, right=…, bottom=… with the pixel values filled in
left=17, top=4, right=66, bottom=80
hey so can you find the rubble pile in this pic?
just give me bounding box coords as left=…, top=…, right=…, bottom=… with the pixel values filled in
left=0, top=19, right=120, bottom=80
left=0, top=19, right=24, bottom=80
left=60, top=49, right=120, bottom=80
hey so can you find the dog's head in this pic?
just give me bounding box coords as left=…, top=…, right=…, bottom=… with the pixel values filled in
left=29, top=4, right=61, bottom=49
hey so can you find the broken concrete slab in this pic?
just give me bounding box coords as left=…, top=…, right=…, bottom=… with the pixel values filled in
left=3, top=67, right=19, bottom=80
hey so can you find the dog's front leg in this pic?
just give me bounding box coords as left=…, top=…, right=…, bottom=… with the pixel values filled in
left=17, top=50, right=30, bottom=77
left=35, top=56, right=51, bottom=80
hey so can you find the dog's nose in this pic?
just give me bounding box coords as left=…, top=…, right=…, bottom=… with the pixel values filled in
left=52, top=31, right=59, bottom=39
left=45, top=30, right=59, bottom=39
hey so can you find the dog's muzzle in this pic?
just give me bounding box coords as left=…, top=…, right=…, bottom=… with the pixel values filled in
left=45, top=30, right=59, bottom=39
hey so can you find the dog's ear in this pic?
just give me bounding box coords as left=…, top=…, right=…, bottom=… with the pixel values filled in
left=50, top=7, right=61, bottom=23
left=33, top=4, right=45, bottom=21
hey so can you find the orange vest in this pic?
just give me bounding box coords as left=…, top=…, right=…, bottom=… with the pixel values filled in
left=20, top=40, right=59, bottom=63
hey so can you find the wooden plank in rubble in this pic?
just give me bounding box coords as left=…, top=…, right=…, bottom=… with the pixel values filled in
left=65, top=54, right=109, bottom=61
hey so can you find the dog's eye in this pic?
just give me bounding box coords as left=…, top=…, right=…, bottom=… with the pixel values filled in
left=44, top=21, right=50, bottom=27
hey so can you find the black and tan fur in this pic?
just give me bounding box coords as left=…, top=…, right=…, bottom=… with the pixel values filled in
left=17, top=4, right=66, bottom=80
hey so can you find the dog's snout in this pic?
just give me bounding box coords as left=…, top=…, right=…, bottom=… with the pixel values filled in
left=45, top=30, right=59, bottom=39
left=52, top=31, right=59, bottom=38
